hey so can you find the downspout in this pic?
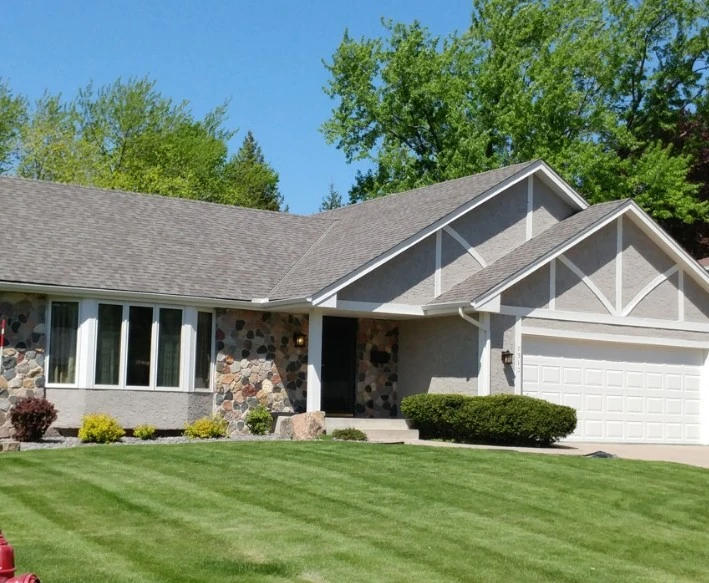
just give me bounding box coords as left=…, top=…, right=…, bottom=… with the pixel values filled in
left=458, top=307, right=491, bottom=396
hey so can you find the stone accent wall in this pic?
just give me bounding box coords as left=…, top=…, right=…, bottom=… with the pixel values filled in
left=355, top=319, right=399, bottom=418
left=215, top=310, right=307, bottom=434
left=0, top=293, right=47, bottom=437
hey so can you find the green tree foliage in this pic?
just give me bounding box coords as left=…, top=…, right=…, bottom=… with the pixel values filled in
left=323, top=0, right=709, bottom=255
left=319, top=181, right=343, bottom=210
left=222, top=130, right=283, bottom=211
left=0, top=80, right=26, bottom=173
left=13, top=77, right=283, bottom=210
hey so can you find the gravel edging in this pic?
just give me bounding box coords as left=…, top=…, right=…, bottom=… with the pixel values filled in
left=6, top=434, right=286, bottom=451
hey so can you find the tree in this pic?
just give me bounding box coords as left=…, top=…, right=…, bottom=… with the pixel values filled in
left=222, top=131, right=283, bottom=211
left=319, top=181, right=343, bottom=210
left=13, top=77, right=284, bottom=210
left=322, top=0, right=709, bottom=255
left=0, top=80, right=26, bottom=173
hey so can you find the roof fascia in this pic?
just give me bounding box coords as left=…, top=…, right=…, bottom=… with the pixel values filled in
left=311, top=161, right=546, bottom=305
left=471, top=201, right=633, bottom=309
left=536, top=161, right=589, bottom=210
left=0, top=281, right=310, bottom=311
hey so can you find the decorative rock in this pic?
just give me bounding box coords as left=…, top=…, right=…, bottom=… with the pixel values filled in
left=0, top=441, right=20, bottom=453
left=279, top=411, right=326, bottom=441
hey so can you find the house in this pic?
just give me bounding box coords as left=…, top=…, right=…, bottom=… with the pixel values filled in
left=700, top=257, right=709, bottom=272
left=1, top=160, right=708, bottom=444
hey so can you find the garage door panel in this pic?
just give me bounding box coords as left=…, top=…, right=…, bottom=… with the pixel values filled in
left=523, top=336, right=705, bottom=444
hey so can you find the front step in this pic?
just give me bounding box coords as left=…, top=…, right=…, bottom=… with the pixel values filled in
left=325, top=417, right=418, bottom=442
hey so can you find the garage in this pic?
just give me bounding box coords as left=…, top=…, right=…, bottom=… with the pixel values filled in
left=522, top=335, right=706, bottom=444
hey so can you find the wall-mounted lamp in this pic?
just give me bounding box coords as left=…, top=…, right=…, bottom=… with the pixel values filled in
left=293, top=332, right=307, bottom=348
left=501, top=350, right=514, bottom=366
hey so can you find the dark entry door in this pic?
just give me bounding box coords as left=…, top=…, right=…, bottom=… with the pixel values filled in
left=321, top=316, right=357, bottom=416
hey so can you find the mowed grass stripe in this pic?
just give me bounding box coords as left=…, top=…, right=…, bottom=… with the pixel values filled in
left=1, top=442, right=708, bottom=583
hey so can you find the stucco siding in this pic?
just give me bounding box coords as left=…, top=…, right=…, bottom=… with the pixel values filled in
left=339, top=234, right=436, bottom=304
left=440, top=230, right=483, bottom=295
left=398, top=316, right=478, bottom=400
left=629, top=272, right=680, bottom=320
left=490, top=314, right=517, bottom=395
left=502, top=264, right=551, bottom=309
left=522, top=317, right=709, bottom=342
left=447, top=181, right=527, bottom=265
left=683, top=275, right=709, bottom=323
left=622, top=217, right=676, bottom=306
left=555, top=260, right=609, bottom=314
left=47, top=388, right=212, bottom=429
left=532, top=177, right=574, bottom=235
left=563, top=222, right=617, bottom=305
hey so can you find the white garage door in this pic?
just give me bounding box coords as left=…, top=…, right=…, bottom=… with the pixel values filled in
left=523, top=336, right=705, bottom=444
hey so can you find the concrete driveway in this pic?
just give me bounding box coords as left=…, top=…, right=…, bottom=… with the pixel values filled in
left=407, top=439, right=709, bottom=469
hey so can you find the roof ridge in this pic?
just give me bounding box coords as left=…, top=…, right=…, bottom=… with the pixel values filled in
left=315, top=160, right=538, bottom=216
left=0, top=174, right=329, bottom=221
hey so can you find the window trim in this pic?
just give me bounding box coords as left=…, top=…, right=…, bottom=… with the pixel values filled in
left=46, top=299, right=81, bottom=389
left=47, top=298, right=215, bottom=392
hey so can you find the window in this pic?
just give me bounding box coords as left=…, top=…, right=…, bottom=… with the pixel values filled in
left=157, top=308, right=182, bottom=387
left=48, top=301, right=79, bottom=384
left=95, top=304, right=122, bottom=385
left=127, top=306, right=153, bottom=386
left=194, top=311, right=213, bottom=390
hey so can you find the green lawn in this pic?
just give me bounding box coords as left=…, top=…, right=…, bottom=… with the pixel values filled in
left=0, top=442, right=708, bottom=583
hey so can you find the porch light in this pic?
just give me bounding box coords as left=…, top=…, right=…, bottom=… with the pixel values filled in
left=501, top=350, right=513, bottom=366
left=293, top=332, right=307, bottom=348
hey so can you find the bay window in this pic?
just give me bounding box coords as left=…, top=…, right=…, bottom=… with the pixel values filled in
left=47, top=300, right=214, bottom=391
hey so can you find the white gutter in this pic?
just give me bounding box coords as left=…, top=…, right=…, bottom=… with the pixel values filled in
left=458, top=307, right=487, bottom=331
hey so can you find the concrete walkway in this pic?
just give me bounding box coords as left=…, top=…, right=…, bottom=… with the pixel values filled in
left=406, top=439, right=709, bottom=469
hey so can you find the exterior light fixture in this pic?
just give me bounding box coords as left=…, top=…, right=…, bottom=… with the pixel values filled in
left=501, top=350, right=513, bottom=365
left=293, top=332, right=307, bottom=348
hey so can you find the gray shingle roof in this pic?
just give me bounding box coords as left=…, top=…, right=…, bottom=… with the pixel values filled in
left=427, top=199, right=630, bottom=307
left=267, top=161, right=536, bottom=299
left=0, top=177, right=335, bottom=300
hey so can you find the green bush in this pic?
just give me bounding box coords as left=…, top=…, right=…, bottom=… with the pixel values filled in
left=133, top=424, right=157, bottom=440
left=245, top=405, right=273, bottom=435
left=331, top=428, right=368, bottom=441
left=9, top=397, right=58, bottom=442
left=78, top=414, right=125, bottom=443
left=184, top=416, right=228, bottom=439
left=402, top=394, right=576, bottom=446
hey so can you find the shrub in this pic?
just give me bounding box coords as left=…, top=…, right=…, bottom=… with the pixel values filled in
left=331, top=428, right=368, bottom=441
left=402, top=394, right=577, bottom=447
left=133, top=424, right=157, bottom=440
left=9, top=397, right=58, bottom=442
left=245, top=405, right=272, bottom=435
left=183, top=415, right=228, bottom=439
left=78, top=414, right=125, bottom=443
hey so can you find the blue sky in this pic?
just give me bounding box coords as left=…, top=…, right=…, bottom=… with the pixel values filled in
left=1, top=1, right=472, bottom=213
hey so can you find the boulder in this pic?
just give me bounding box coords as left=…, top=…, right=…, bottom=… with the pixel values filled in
left=279, top=411, right=326, bottom=441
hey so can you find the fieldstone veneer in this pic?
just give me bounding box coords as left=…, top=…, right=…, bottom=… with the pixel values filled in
left=356, top=319, right=399, bottom=418
left=0, top=293, right=46, bottom=437
left=215, top=310, right=307, bottom=434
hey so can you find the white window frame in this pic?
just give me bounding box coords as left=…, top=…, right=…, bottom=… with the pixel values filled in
left=45, top=299, right=82, bottom=389
left=46, top=298, right=215, bottom=392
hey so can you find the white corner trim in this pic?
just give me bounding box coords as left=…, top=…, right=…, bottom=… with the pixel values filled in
left=306, top=310, right=323, bottom=412
left=622, top=265, right=679, bottom=317
left=499, top=304, right=709, bottom=333
left=514, top=317, right=522, bottom=394
left=549, top=259, right=556, bottom=311
left=522, top=326, right=709, bottom=350
left=331, top=300, right=425, bottom=316
left=435, top=230, right=442, bottom=297
left=616, top=217, right=623, bottom=313
left=558, top=254, right=617, bottom=315
left=443, top=226, right=488, bottom=268
left=678, top=269, right=685, bottom=322
left=477, top=312, right=491, bottom=396
left=526, top=175, right=533, bottom=241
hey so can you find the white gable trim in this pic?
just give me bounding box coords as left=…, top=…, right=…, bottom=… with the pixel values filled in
left=312, top=161, right=588, bottom=305
left=558, top=254, right=617, bottom=315
left=622, top=265, right=679, bottom=317
left=443, top=226, right=488, bottom=268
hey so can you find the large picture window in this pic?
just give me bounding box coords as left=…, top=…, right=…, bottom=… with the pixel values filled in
left=48, top=301, right=79, bottom=384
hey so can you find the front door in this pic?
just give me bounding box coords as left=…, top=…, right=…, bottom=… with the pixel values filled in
left=321, top=316, right=357, bottom=416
